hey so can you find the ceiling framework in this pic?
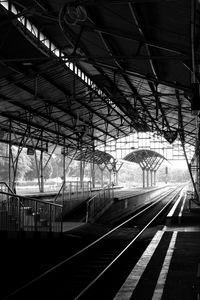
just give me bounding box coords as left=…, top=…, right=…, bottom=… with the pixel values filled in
left=74, top=149, right=116, bottom=170
left=0, top=0, right=199, bottom=159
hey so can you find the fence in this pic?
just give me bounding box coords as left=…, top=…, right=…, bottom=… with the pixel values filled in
left=54, top=181, right=92, bottom=203
left=86, top=183, right=114, bottom=223
left=0, top=182, right=63, bottom=232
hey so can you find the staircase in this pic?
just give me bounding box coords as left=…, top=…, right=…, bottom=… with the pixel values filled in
left=0, top=182, right=63, bottom=233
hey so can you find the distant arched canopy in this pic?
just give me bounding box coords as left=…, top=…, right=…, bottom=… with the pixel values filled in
left=123, top=149, right=167, bottom=171
left=74, top=149, right=115, bottom=169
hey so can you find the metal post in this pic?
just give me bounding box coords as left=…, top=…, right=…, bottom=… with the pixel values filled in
left=150, top=170, right=153, bottom=187
left=35, top=201, right=38, bottom=231
left=109, top=170, right=112, bottom=184
left=40, top=150, right=44, bottom=192
left=18, top=196, right=21, bottom=231
left=165, top=166, right=168, bottom=184
left=91, top=161, right=95, bottom=188
left=101, top=168, right=104, bottom=187
left=143, top=168, right=145, bottom=188
left=82, top=180, right=84, bottom=198
left=69, top=181, right=72, bottom=201
left=86, top=201, right=89, bottom=223
left=60, top=206, right=63, bottom=233
left=80, top=158, right=85, bottom=189
left=34, top=151, right=41, bottom=192
left=49, top=205, right=52, bottom=232
left=62, top=144, right=66, bottom=204
left=8, top=120, right=12, bottom=188
left=115, top=170, right=119, bottom=186
left=147, top=169, right=149, bottom=187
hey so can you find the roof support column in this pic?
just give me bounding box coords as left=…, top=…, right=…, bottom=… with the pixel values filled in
left=8, top=120, right=12, bottom=189
left=40, top=149, right=44, bottom=193
left=39, top=132, right=45, bottom=193
left=101, top=168, right=104, bottom=187
left=62, top=141, right=66, bottom=204
left=113, top=160, right=122, bottom=186
left=98, top=165, right=105, bottom=188
left=113, top=170, right=117, bottom=185
left=109, top=170, right=112, bottom=185
left=80, top=159, right=85, bottom=189
left=165, top=166, right=168, bottom=184
left=150, top=170, right=153, bottom=187
left=146, top=169, right=150, bottom=188
left=142, top=168, right=145, bottom=188
left=113, top=168, right=118, bottom=186
left=153, top=170, right=156, bottom=186
left=115, top=170, right=119, bottom=186
left=90, top=161, right=95, bottom=188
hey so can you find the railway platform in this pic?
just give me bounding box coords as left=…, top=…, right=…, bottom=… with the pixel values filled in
left=1, top=185, right=200, bottom=300
left=60, top=187, right=200, bottom=300
left=113, top=189, right=200, bottom=300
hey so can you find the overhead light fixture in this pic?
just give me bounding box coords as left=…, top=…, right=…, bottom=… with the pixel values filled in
left=27, top=147, right=35, bottom=155
left=163, top=130, right=177, bottom=144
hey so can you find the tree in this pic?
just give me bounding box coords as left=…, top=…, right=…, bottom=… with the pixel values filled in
left=0, top=143, right=32, bottom=181
left=25, top=151, right=54, bottom=181
left=13, top=147, right=32, bottom=180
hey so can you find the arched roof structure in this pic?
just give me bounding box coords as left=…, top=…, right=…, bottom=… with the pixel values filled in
left=123, top=149, right=167, bottom=171
left=74, top=149, right=115, bottom=169
left=0, top=0, right=199, bottom=159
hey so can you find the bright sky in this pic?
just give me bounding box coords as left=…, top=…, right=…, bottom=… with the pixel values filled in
left=167, top=159, right=188, bottom=169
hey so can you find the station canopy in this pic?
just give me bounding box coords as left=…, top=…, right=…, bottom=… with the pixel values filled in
left=123, top=149, right=167, bottom=170
left=0, top=1, right=199, bottom=156
left=73, top=149, right=115, bottom=169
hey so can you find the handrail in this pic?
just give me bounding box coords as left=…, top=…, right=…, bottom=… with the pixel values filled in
left=54, top=180, right=65, bottom=203
left=86, top=183, right=114, bottom=223
left=54, top=180, right=92, bottom=203
left=0, top=181, right=16, bottom=195
left=5, top=186, right=182, bottom=299
left=0, top=190, right=63, bottom=208
left=87, top=183, right=113, bottom=204
left=0, top=187, right=63, bottom=233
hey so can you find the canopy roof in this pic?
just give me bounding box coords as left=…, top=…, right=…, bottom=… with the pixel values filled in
left=123, top=149, right=166, bottom=170
left=74, top=149, right=115, bottom=167
left=0, top=1, right=199, bottom=155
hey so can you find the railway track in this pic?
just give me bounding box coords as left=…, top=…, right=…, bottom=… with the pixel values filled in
left=4, top=185, right=185, bottom=300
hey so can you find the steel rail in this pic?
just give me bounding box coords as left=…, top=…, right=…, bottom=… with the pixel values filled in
left=4, top=185, right=183, bottom=299
left=74, top=186, right=183, bottom=299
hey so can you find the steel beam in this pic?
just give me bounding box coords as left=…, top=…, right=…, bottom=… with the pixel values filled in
left=9, top=7, right=131, bottom=137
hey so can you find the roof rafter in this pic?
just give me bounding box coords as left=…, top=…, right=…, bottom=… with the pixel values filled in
left=0, top=75, right=107, bottom=143
left=86, top=12, right=150, bottom=132
left=128, top=3, right=172, bottom=132
left=10, top=14, right=130, bottom=138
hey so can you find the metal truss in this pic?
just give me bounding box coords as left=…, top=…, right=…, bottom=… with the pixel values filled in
left=0, top=0, right=198, bottom=192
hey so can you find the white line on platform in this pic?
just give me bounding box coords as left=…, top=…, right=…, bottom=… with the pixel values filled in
left=167, top=189, right=184, bottom=217
left=152, top=231, right=178, bottom=300
left=178, top=193, right=187, bottom=217
left=114, top=231, right=164, bottom=300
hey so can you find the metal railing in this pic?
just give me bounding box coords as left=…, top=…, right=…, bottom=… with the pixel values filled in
left=0, top=182, right=63, bottom=233
left=6, top=185, right=183, bottom=299
left=86, top=183, right=114, bottom=223
left=54, top=181, right=92, bottom=203
left=66, top=181, right=92, bottom=201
